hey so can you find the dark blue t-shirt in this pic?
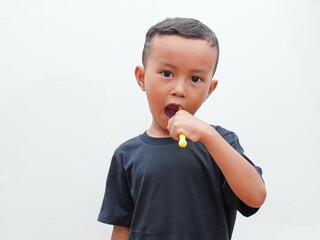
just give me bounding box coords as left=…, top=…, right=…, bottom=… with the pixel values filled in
left=98, top=125, right=262, bottom=240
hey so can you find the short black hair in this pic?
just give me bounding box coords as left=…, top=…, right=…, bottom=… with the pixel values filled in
left=142, top=17, right=220, bottom=76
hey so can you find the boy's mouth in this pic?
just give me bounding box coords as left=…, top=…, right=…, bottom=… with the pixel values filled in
left=165, top=104, right=179, bottom=119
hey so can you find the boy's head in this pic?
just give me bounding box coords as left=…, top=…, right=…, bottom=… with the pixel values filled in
left=142, top=17, right=220, bottom=76
left=135, top=17, right=219, bottom=137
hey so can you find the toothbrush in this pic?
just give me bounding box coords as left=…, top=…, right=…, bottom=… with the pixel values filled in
left=178, top=106, right=187, bottom=148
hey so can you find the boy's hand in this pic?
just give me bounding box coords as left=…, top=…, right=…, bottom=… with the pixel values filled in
left=167, top=110, right=211, bottom=143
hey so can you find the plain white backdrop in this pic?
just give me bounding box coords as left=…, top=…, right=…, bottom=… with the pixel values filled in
left=1, top=0, right=319, bottom=239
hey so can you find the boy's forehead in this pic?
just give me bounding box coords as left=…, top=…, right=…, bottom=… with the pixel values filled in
left=149, top=35, right=216, bottom=55
left=147, top=35, right=217, bottom=75
left=149, top=35, right=217, bottom=58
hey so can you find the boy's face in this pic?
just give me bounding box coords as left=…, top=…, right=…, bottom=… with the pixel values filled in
left=135, top=35, right=218, bottom=137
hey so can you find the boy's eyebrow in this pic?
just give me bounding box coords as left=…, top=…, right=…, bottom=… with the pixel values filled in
left=158, top=62, right=209, bottom=74
left=158, top=62, right=178, bottom=69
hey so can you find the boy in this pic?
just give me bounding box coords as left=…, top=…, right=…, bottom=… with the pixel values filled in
left=98, top=17, right=266, bottom=240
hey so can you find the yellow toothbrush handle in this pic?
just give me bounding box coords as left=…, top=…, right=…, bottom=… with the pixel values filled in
left=179, top=133, right=187, bottom=148
left=178, top=106, right=187, bottom=148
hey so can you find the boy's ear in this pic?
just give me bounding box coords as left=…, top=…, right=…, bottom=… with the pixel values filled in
left=135, top=65, right=146, bottom=91
left=206, top=79, right=218, bottom=99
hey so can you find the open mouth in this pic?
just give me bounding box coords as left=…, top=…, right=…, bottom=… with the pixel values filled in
left=165, top=104, right=179, bottom=119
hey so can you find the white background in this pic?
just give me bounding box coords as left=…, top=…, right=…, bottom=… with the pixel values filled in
left=1, top=0, right=319, bottom=239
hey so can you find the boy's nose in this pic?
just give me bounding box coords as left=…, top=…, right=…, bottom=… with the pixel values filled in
left=172, top=79, right=186, bottom=97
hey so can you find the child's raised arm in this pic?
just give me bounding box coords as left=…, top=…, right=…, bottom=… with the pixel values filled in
left=167, top=110, right=266, bottom=208
left=202, top=125, right=266, bottom=208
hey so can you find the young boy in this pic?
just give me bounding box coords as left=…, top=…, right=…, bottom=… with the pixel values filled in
left=98, top=17, right=266, bottom=240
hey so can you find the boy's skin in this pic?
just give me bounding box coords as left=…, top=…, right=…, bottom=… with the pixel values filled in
left=111, top=34, right=266, bottom=240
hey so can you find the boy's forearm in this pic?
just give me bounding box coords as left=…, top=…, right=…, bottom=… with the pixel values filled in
left=201, top=125, right=266, bottom=208
left=111, top=226, right=130, bottom=240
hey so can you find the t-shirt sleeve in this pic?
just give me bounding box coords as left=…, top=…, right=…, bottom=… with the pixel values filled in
left=216, top=126, right=263, bottom=217
left=222, top=160, right=262, bottom=217
left=97, top=151, right=134, bottom=227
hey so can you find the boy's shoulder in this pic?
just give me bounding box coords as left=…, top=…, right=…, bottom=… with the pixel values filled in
left=214, top=125, right=232, bottom=135
left=214, top=125, right=238, bottom=138
left=116, top=134, right=143, bottom=151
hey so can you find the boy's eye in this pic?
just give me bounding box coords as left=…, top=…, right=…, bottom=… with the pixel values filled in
left=191, top=76, right=201, bottom=83
left=161, top=71, right=173, bottom=78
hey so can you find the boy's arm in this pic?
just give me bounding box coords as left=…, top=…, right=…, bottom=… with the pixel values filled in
left=200, top=125, right=266, bottom=208
left=111, top=226, right=129, bottom=240
left=167, top=111, right=266, bottom=208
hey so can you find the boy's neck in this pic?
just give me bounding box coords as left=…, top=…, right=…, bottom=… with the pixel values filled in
left=146, top=127, right=170, bottom=138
